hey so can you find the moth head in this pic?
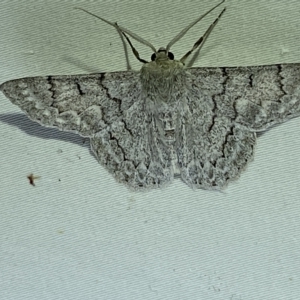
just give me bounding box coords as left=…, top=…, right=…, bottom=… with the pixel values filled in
left=151, top=47, right=174, bottom=62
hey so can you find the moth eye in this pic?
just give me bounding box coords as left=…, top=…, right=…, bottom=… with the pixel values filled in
left=151, top=53, right=156, bottom=61
left=168, top=52, right=174, bottom=60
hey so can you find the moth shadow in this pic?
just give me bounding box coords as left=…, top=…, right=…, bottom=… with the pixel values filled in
left=62, top=55, right=103, bottom=74
left=61, top=28, right=132, bottom=73
left=0, top=113, right=89, bottom=149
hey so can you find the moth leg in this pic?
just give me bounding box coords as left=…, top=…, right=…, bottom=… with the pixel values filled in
left=75, top=7, right=156, bottom=59
left=118, top=28, right=148, bottom=64
left=180, top=7, right=226, bottom=64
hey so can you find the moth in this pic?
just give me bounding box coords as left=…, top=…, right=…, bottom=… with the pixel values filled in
left=1, top=1, right=300, bottom=190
